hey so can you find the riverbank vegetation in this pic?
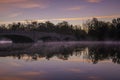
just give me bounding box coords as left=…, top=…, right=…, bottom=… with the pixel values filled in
left=0, top=18, right=120, bottom=41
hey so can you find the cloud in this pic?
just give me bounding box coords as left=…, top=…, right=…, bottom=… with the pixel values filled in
left=8, top=12, right=22, bottom=18
left=0, top=0, right=48, bottom=11
left=51, top=15, right=120, bottom=21
left=0, top=7, right=9, bottom=12
left=0, top=21, right=12, bottom=24
left=86, top=0, right=102, bottom=3
left=65, top=6, right=84, bottom=11
left=16, top=2, right=47, bottom=9
left=1, top=14, right=120, bottom=24
left=0, top=0, right=27, bottom=4
left=0, top=0, right=24, bottom=12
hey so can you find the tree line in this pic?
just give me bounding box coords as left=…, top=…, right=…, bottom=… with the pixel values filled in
left=0, top=18, right=120, bottom=41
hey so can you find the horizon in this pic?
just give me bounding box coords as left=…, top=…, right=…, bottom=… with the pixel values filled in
left=0, top=15, right=120, bottom=26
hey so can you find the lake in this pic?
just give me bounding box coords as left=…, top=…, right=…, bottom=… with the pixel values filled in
left=0, top=42, right=120, bottom=80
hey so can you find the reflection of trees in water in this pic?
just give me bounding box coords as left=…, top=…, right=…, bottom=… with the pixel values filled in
left=88, top=45, right=120, bottom=64
left=14, top=46, right=86, bottom=61
left=0, top=44, right=120, bottom=64
left=0, top=44, right=87, bottom=61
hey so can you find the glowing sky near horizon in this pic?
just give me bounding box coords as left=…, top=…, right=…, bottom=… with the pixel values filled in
left=0, top=0, right=120, bottom=25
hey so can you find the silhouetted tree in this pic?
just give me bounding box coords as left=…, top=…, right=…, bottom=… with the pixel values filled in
left=112, top=18, right=120, bottom=40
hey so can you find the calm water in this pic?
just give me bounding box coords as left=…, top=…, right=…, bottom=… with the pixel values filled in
left=0, top=42, right=120, bottom=80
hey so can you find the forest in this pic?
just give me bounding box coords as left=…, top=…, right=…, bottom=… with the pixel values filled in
left=0, top=18, right=120, bottom=41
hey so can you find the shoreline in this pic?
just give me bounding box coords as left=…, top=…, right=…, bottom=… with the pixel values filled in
left=42, top=41, right=120, bottom=44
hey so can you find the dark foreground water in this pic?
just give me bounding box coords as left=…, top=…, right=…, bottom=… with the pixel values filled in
left=0, top=42, right=120, bottom=80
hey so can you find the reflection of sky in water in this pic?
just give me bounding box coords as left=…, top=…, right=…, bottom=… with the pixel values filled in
left=0, top=57, right=120, bottom=80
left=0, top=43, right=120, bottom=80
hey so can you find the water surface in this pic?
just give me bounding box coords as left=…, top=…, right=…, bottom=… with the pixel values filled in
left=0, top=42, right=120, bottom=80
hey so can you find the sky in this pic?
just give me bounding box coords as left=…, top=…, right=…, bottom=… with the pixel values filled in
left=0, top=0, right=120, bottom=25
